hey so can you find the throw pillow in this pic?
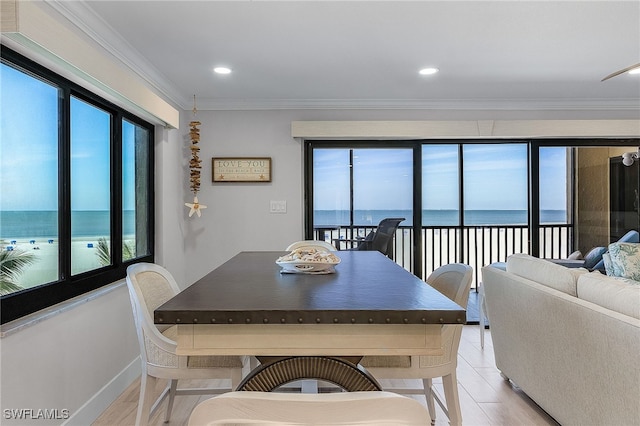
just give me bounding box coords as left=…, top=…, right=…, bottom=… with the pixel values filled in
left=602, top=253, right=615, bottom=276
left=582, top=246, right=607, bottom=269
left=608, top=242, right=640, bottom=281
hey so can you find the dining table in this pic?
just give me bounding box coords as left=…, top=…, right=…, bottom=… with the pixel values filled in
left=154, top=250, right=466, bottom=392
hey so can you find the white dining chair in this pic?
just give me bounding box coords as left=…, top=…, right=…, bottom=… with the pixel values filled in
left=360, top=263, right=473, bottom=426
left=286, top=239, right=337, bottom=251
left=126, top=263, right=249, bottom=426
left=187, top=391, right=431, bottom=425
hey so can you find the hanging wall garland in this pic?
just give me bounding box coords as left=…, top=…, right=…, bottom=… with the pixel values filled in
left=185, top=96, right=207, bottom=217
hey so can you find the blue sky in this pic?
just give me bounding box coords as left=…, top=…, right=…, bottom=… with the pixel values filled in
left=1, top=63, right=135, bottom=212
left=314, top=145, right=567, bottom=211
left=1, top=63, right=59, bottom=211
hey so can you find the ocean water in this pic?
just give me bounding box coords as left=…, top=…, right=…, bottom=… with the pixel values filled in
left=0, top=209, right=567, bottom=240
left=314, top=209, right=567, bottom=227
left=0, top=210, right=136, bottom=239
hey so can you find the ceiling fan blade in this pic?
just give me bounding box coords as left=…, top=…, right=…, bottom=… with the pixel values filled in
left=601, top=63, right=640, bottom=81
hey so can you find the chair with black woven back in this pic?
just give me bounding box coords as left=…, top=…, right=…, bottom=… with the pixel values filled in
left=351, top=217, right=405, bottom=258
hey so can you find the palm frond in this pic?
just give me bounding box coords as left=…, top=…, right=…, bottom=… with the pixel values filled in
left=123, top=241, right=135, bottom=261
left=96, top=237, right=111, bottom=266
left=96, top=238, right=136, bottom=264
left=0, top=249, right=36, bottom=295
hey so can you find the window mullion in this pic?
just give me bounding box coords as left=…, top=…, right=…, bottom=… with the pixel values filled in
left=59, top=87, right=72, bottom=282
left=112, top=114, right=122, bottom=266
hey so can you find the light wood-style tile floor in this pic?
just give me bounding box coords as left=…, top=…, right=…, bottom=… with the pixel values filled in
left=93, top=325, right=559, bottom=425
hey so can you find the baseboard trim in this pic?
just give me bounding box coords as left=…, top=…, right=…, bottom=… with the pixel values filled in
left=63, top=357, right=141, bottom=426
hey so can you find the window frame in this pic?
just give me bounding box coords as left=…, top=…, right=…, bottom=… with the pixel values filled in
left=1, top=45, right=155, bottom=324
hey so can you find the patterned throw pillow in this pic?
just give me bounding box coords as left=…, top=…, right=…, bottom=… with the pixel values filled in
left=608, top=243, right=640, bottom=281
left=602, top=253, right=615, bottom=276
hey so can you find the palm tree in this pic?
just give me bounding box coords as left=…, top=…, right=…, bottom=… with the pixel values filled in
left=0, top=248, right=35, bottom=295
left=96, top=237, right=135, bottom=266
left=96, top=237, right=111, bottom=266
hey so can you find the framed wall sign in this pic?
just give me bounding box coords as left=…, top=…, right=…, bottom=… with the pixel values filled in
left=212, top=157, right=272, bottom=182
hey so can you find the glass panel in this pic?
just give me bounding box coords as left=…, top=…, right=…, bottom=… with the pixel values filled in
left=609, top=148, right=640, bottom=242
left=540, top=147, right=569, bottom=224
left=538, top=147, right=571, bottom=258
left=70, top=97, right=111, bottom=275
left=312, top=148, right=412, bottom=253
left=122, top=119, right=150, bottom=260
left=422, top=145, right=459, bottom=226
left=0, top=63, right=60, bottom=294
left=463, top=144, right=528, bottom=225
left=352, top=149, right=413, bottom=227
left=313, top=149, right=350, bottom=227
left=575, top=146, right=639, bottom=252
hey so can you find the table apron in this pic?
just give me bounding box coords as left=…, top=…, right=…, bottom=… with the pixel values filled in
left=174, top=324, right=444, bottom=356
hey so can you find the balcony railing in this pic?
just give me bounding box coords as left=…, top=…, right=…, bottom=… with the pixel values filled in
left=316, top=224, right=573, bottom=289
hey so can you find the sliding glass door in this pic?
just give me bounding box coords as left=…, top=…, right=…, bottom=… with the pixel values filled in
left=310, top=145, right=414, bottom=267
left=306, top=139, right=639, bottom=285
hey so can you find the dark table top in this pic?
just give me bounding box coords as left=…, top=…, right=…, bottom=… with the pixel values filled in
left=155, top=251, right=466, bottom=326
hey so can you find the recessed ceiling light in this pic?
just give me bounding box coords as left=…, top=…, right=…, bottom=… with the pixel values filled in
left=419, top=67, right=439, bottom=76
left=213, top=67, right=232, bottom=75
left=629, top=67, right=640, bottom=75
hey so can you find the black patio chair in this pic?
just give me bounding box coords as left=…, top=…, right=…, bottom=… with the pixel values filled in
left=351, top=218, right=405, bottom=258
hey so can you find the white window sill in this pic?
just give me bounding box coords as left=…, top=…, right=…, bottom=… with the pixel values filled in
left=1, top=280, right=125, bottom=338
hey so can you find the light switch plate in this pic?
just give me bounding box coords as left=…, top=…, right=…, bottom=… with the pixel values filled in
left=270, top=200, right=287, bottom=213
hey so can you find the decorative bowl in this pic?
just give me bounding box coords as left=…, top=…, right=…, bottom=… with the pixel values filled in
left=276, top=248, right=341, bottom=273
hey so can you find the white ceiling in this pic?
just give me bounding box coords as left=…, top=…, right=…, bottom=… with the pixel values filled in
left=58, top=1, right=640, bottom=111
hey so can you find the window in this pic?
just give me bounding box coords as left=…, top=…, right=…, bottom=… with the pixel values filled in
left=462, top=144, right=528, bottom=225
left=313, top=149, right=350, bottom=226
left=422, top=145, right=459, bottom=226
left=122, top=119, right=152, bottom=261
left=310, top=145, right=413, bottom=251
left=539, top=147, right=569, bottom=225
left=70, top=96, right=112, bottom=275
left=0, top=46, right=154, bottom=324
left=306, top=139, right=638, bottom=283
left=352, top=149, right=413, bottom=226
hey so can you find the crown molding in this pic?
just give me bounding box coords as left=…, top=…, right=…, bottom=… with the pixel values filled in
left=47, top=0, right=189, bottom=109
left=194, top=97, right=640, bottom=111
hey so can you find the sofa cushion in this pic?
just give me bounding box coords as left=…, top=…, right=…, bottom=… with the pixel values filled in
left=577, top=272, right=640, bottom=319
left=506, top=253, right=585, bottom=296
left=608, top=242, right=640, bottom=280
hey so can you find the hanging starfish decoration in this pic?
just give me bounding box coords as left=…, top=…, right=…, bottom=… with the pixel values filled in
left=185, top=196, right=207, bottom=217
left=185, top=95, right=205, bottom=217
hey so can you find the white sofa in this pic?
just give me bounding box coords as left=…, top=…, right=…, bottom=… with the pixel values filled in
left=481, top=254, right=640, bottom=426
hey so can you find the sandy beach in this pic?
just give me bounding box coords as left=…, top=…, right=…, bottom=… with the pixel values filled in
left=3, top=236, right=133, bottom=290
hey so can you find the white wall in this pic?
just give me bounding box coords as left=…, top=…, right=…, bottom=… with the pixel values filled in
left=0, top=284, right=139, bottom=426
left=178, top=110, right=306, bottom=283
